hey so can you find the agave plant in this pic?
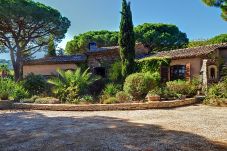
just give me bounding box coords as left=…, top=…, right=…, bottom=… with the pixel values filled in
left=48, top=68, right=99, bottom=102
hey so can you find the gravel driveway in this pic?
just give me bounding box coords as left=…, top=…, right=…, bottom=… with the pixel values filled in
left=0, top=105, right=226, bottom=151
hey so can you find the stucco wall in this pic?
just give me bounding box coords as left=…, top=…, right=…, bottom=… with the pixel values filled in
left=170, top=58, right=202, bottom=79
left=23, top=64, right=77, bottom=77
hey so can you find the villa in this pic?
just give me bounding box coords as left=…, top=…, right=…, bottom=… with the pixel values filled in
left=23, top=43, right=227, bottom=86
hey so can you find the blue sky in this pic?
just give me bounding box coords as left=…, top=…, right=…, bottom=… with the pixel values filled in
left=1, top=0, right=227, bottom=59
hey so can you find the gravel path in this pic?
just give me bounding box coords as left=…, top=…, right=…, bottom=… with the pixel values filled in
left=0, top=105, right=226, bottom=151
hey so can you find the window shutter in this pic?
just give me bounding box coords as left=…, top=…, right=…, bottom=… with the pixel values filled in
left=186, top=63, right=191, bottom=81
left=161, top=66, right=169, bottom=82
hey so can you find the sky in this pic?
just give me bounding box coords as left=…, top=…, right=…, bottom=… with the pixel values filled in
left=1, top=0, right=227, bottom=60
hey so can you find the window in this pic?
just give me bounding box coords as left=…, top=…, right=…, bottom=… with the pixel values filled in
left=210, top=68, right=215, bottom=79
left=208, top=65, right=217, bottom=80
left=170, top=65, right=186, bottom=81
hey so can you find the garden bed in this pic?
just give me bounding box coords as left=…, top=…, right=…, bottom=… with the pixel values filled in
left=13, top=98, right=197, bottom=111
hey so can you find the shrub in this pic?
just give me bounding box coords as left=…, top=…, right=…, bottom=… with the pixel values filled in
left=0, top=78, right=14, bottom=100
left=108, top=61, right=122, bottom=82
left=159, top=87, right=178, bottom=99
left=23, top=73, right=48, bottom=96
left=12, top=84, right=29, bottom=101
left=102, top=84, right=122, bottom=97
left=103, top=97, right=118, bottom=104
left=79, top=95, right=94, bottom=104
left=116, top=91, right=132, bottom=103
left=166, top=80, right=198, bottom=97
left=20, top=98, right=35, bottom=103
left=0, top=78, right=29, bottom=101
left=203, top=98, right=227, bottom=106
left=48, top=68, right=99, bottom=103
left=204, top=82, right=227, bottom=106
left=34, top=97, right=59, bottom=104
left=123, top=72, right=160, bottom=100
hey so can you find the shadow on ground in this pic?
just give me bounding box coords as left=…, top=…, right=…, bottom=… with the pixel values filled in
left=0, top=111, right=226, bottom=151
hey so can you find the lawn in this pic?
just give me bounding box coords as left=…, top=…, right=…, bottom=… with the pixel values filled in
left=0, top=105, right=226, bottom=151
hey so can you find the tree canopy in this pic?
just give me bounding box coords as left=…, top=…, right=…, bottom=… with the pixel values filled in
left=65, top=30, right=118, bottom=54
left=0, top=0, right=70, bottom=81
left=134, top=23, right=189, bottom=52
left=202, top=0, right=227, bottom=20
left=47, top=35, right=56, bottom=57
left=119, top=0, right=135, bottom=78
left=188, top=34, right=227, bottom=48
left=66, top=23, right=189, bottom=55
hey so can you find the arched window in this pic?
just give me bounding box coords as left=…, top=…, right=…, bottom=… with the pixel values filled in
left=210, top=68, right=215, bottom=79
left=208, top=65, right=217, bottom=79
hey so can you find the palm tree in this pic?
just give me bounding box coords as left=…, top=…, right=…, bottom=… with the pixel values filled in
left=48, top=68, right=99, bottom=102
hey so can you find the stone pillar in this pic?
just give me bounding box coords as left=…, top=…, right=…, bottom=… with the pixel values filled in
left=201, top=59, right=208, bottom=90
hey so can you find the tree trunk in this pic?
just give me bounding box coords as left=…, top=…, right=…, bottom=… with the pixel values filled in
left=14, top=59, right=23, bottom=82
left=10, top=48, right=23, bottom=82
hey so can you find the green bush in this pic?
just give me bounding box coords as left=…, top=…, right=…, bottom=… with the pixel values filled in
left=102, top=84, right=122, bottom=97
left=103, top=97, right=118, bottom=104
left=166, top=80, right=198, bottom=97
left=108, top=61, right=122, bottom=82
left=203, top=98, right=227, bottom=107
left=116, top=91, right=132, bottom=103
left=0, top=78, right=14, bottom=100
left=34, top=97, right=59, bottom=104
left=23, top=73, right=48, bottom=96
left=123, top=72, right=160, bottom=100
left=48, top=68, right=99, bottom=103
left=0, top=78, right=29, bottom=101
left=12, top=84, right=29, bottom=101
left=79, top=95, right=94, bottom=104
left=205, top=82, right=227, bottom=106
left=159, top=87, right=177, bottom=99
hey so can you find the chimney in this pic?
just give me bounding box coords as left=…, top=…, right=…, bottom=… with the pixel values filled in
left=89, top=42, right=97, bottom=51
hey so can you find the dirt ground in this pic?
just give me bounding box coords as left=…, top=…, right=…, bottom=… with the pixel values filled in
left=0, top=105, right=226, bottom=151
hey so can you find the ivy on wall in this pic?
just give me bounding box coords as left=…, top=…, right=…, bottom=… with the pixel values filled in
left=136, top=57, right=171, bottom=73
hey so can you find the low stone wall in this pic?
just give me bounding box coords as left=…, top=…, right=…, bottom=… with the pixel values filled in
left=13, top=98, right=197, bottom=111
left=0, top=100, right=13, bottom=110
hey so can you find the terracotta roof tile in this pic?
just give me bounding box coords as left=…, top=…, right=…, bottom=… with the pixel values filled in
left=152, top=43, right=227, bottom=59
left=24, top=54, right=87, bottom=65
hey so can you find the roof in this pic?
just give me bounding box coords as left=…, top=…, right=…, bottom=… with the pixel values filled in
left=152, top=43, right=227, bottom=59
left=86, top=43, right=149, bottom=54
left=24, top=54, right=87, bottom=65
left=86, top=46, right=119, bottom=54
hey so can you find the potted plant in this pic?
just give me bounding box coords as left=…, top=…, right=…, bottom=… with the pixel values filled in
left=146, top=89, right=161, bottom=102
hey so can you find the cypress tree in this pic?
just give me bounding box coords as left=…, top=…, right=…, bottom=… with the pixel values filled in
left=119, top=0, right=135, bottom=79
left=47, top=35, right=56, bottom=57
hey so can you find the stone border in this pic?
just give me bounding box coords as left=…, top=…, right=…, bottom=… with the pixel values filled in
left=13, top=98, right=197, bottom=111
left=0, top=100, right=13, bottom=110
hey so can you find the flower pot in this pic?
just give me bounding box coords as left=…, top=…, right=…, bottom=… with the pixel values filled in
left=147, top=95, right=160, bottom=102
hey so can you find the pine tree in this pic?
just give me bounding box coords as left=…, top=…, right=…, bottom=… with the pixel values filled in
left=47, top=35, right=56, bottom=57
left=119, top=0, right=135, bottom=79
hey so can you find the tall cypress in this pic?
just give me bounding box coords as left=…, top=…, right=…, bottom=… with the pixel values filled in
left=119, top=0, right=135, bottom=79
left=47, top=35, right=56, bottom=57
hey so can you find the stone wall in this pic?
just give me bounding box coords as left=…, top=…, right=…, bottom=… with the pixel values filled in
left=14, top=98, right=197, bottom=111
left=87, top=49, right=120, bottom=69
left=0, top=100, right=13, bottom=110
